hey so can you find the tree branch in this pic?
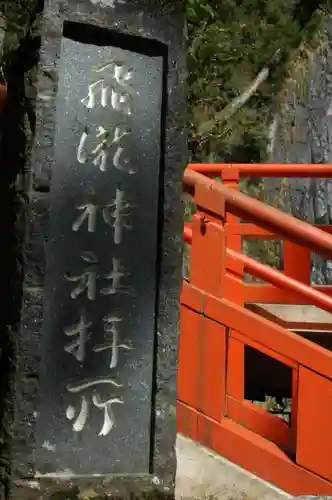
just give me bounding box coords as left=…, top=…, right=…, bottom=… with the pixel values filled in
left=198, top=49, right=281, bottom=137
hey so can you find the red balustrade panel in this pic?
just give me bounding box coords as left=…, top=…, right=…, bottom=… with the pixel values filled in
left=178, top=307, right=201, bottom=412
left=199, top=317, right=226, bottom=421
left=225, top=330, right=297, bottom=455
left=297, top=366, right=332, bottom=483
left=178, top=305, right=226, bottom=422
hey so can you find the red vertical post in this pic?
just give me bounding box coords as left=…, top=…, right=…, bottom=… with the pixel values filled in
left=221, top=167, right=246, bottom=411
left=284, top=240, right=311, bottom=286
left=222, top=168, right=245, bottom=306
left=224, top=251, right=245, bottom=306
left=222, top=166, right=241, bottom=253
left=190, top=214, right=226, bottom=298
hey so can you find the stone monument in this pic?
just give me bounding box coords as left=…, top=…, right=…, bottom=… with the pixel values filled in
left=8, top=1, right=186, bottom=498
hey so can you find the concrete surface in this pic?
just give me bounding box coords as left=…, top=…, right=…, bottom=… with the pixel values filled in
left=258, top=304, right=332, bottom=325
left=175, top=434, right=293, bottom=500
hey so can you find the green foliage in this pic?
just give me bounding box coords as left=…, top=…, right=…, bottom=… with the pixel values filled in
left=187, top=0, right=324, bottom=163
left=186, top=0, right=327, bottom=269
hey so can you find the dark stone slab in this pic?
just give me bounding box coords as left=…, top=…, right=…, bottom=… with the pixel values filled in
left=11, top=0, right=186, bottom=497
left=36, top=33, right=164, bottom=477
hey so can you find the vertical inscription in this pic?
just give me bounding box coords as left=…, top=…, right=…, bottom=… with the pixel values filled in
left=63, top=56, right=136, bottom=436
left=35, top=34, right=163, bottom=474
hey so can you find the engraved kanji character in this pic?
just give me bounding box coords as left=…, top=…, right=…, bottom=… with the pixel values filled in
left=72, top=190, right=109, bottom=234
left=66, top=395, right=88, bottom=432
left=100, top=257, right=134, bottom=296
left=102, top=188, right=132, bottom=245
left=72, top=190, right=99, bottom=234
left=67, top=377, right=123, bottom=393
left=93, top=314, right=133, bottom=369
left=77, top=125, right=135, bottom=174
left=66, top=377, right=123, bottom=435
left=64, top=251, right=98, bottom=301
left=63, top=313, right=92, bottom=362
left=92, top=394, right=124, bottom=436
left=81, top=60, right=137, bottom=115
left=112, top=145, right=135, bottom=174
left=72, top=202, right=97, bottom=233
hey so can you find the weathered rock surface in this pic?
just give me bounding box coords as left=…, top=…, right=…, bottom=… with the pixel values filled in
left=271, top=19, right=332, bottom=284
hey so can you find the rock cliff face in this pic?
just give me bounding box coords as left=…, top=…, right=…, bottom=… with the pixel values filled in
left=271, top=19, right=332, bottom=284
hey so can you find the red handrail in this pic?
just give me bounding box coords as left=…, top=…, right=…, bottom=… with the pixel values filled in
left=183, top=168, right=332, bottom=261
left=230, top=249, right=332, bottom=315
left=189, top=163, right=332, bottom=178
left=184, top=224, right=332, bottom=315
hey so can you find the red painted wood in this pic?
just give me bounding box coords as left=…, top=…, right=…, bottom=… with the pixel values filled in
left=199, top=318, right=226, bottom=421
left=289, top=365, right=299, bottom=454
left=188, top=162, right=332, bottom=178
left=226, top=331, right=296, bottom=455
left=297, top=366, right=332, bottom=482
left=177, top=401, right=198, bottom=441
left=244, top=283, right=332, bottom=304
left=226, top=396, right=290, bottom=452
left=284, top=241, right=311, bottom=285
left=226, top=335, right=244, bottom=400
left=186, top=406, right=332, bottom=496
left=181, top=279, right=205, bottom=312
left=190, top=214, right=226, bottom=297
left=231, top=329, right=297, bottom=369
left=179, top=163, right=332, bottom=495
left=205, top=294, right=332, bottom=380
left=183, top=169, right=332, bottom=260
left=178, top=306, right=201, bottom=409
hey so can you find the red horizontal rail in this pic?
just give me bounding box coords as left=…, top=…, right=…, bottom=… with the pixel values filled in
left=230, top=249, right=332, bottom=315
left=225, top=224, right=332, bottom=239
left=183, top=169, right=332, bottom=261
left=189, top=163, right=332, bottom=178
left=183, top=224, right=332, bottom=315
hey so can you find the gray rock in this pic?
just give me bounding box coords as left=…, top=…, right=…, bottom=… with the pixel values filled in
left=271, top=19, right=332, bottom=285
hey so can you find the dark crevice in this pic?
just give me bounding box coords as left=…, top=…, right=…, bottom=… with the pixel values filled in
left=149, top=46, right=169, bottom=474
left=0, top=2, right=43, bottom=497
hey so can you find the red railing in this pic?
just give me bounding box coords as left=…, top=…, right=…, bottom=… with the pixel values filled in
left=189, top=163, right=332, bottom=177
left=185, top=224, right=332, bottom=315
left=186, top=163, right=332, bottom=304
left=179, top=164, right=332, bottom=496
left=184, top=168, right=332, bottom=258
